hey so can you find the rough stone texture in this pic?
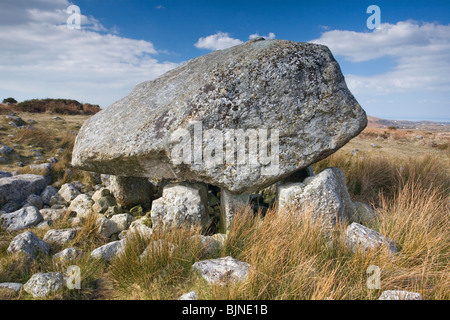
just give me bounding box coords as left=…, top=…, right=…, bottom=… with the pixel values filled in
left=91, top=239, right=126, bottom=262
left=7, top=231, right=50, bottom=259
left=93, top=195, right=117, bottom=214
left=220, top=188, right=250, bottom=231
left=25, top=194, right=43, bottom=209
left=192, top=256, right=251, bottom=285
left=345, top=222, right=398, bottom=254
left=277, top=167, right=355, bottom=230
left=23, top=272, right=66, bottom=298
left=151, top=182, right=209, bottom=229
left=0, top=174, right=47, bottom=209
left=179, top=291, right=198, bottom=300
left=110, top=213, right=133, bottom=232
left=91, top=187, right=110, bottom=202
left=72, top=39, right=367, bottom=194
left=58, top=183, right=81, bottom=203
left=0, top=171, right=12, bottom=178
left=53, top=247, right=84, bottom=265
left=96, top=216, right=119, bottom=238
left=378, top=290, right=424, bottom=300
left=1, top=206, right=43, bottom=231
left=43, top=228, right=80, bottom=245
left=101, top=175, right=153, bottom=208
left=127, top=217, right=153, bottom=239
left=68, top=194, right=94, bottom=219
left=40, top=207, right=66, bottom=222
left=0, top=282, right=23, bottom=294
left=49, top=193, right=68, bottom=207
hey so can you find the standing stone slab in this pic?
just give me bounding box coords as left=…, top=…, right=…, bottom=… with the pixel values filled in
left=101, top=175, right=153, bottom=208
left=151, top=182, right=209, bottom=229
left=220, top=188, right=250, bottom=231
left=7, top=231, right=50, bottom=259
left=0, top=174, right=47, bottom=209
left=72, top=39, right=367, bottom=194
left=345, top=222, right=398, bottom=254
left=23, top=272, right=66, bottom=298
left=277, top=167, right=355, bottom=230
left=192, top=256, right=251, bottom=285
left=1, top=206, right=43, bottom=231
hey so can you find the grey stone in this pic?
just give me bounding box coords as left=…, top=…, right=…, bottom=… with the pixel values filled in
left=378, top=290, right=424, bottom=300
left=192, top=256, right=251, bottom=285
left=43, top=228, right=80, bottom=245
left=96, top=216, right=119, bottom=238
left=40, top=207, right=66, bottom=222
left=49, top=193, right=68, bottom=207
left=68, top=194, right=94, bottom=219
left=179, top=291, right=198, bottom=300
left=7, top=231, right=50, bottom=259
left=91, top=239, right=126, bottom=262
left=29, top=163, right=52, bottom=176
left=40, top=185, right=58, bottom=206
left=5, top=115, right=26, bottom=127
left=25, top=194, right=43, bottom=209
left=101, top=175, right=153, bottom=208
left=72, top=39, right=367, bottom=194
left=23, top=272, right=66, bottom=298
left=277, top=167, right=355, bottom=230
left=345, top=222, right=398, bottom=254
left=151, top=182, right=209, bottom=229
left=58, top=183, right=81, bottom=203
left=93, top=195, right=117, bottom=214
left=0, top=282, right=23, bottom=294
left=1, top=206, right=43, bottom=231
left=91, top=187, right=110, bottom=202
left=0, top=145, right=13, bottom=155
left=127, top=217, right=153, bottom=239
left=220, top=188, right=250, bottom=231
left=110, top=213, right=133, bottom=232
left=0, top=174, right=47, bottom=208
left=0, top=170, right=12, bottom=178
left=53, top=247, right=83, bottom=264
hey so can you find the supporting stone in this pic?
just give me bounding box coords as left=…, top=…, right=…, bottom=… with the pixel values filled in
left=101, top=175, right=154, bottom=209
left=220, top=188, right=250, bottom=231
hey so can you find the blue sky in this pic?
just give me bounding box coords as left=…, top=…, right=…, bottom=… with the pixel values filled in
left=1, top=0, right=449, bottom=121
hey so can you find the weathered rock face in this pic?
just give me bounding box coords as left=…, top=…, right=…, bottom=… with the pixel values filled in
left=0, top=174, right=47, bottom=209
left=192, top=256, right=251, bottom=285
left=7, top=231, right=50, bottom=259
left=72, top=39, right=367, bottom=194
left=1, top=206, right=43, bottom=232
left=23, top=272, right=66, bottom=298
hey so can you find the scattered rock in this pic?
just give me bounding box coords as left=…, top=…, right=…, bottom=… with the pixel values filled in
left=43, top=228, right=80, bottom=246
left=24, top=194, right=43, bottom=209
left=40, top=207, right=67, bottom=222
left=23, top=272, right=66, bottom=298
left=0, top=145, right=13, bottom=155
left=1, top=206, right=43, bottom=231
left=0, top=174, right=47, bottom=208
left=68, top=194, right=94, bottom=219
left=110, top=213, right=133, bottom=232
left=29, top=163, right=52, bottom=177
left=7, top=231, right=50, bottom=259
left=151, top=182, right=209, bottom=229
left=93, top=195, right=117, bottom=214
left=0, top=282, right=23, bottom=295
left=53, top=247, right=83, bottom=265
left=345, top=222, right=398, bottom=254
left=96, top=216, right=119, bottom=238
left=5, top=115, right=26, bottom=127
left=192, top=256, right=251, bottom=285
left=127, top=217, right=153, bottom=239
left=40, top=185, right=58, bottom=206
left=91, top=239, right=126, bottom=262
left=179, top=291, right=198, bottom=300
left=0, top=171, right=12, bottom=178
left=58, top=183, right=81, bottom=203
left=378, top=290, right=424, bottom=300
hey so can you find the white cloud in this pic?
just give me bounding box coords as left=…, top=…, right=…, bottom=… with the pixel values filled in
left=0, top=0, right=179, bottom=107
left=311, top=21, right=450, bottom=94
left=249, top=32, right=276, bottom=40
left=194, top=32, right=243, bottom=50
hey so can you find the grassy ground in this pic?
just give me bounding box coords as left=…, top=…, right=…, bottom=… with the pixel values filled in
left=0, top=114, right=448, bottom=300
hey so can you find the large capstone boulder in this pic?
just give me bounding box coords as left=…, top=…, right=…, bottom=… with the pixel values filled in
left=0, top=174, right=47, bottom=210
left=72, top=39, right=367, bottom=194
